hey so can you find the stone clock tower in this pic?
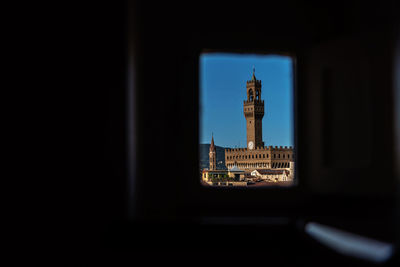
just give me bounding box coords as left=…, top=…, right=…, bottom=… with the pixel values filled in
left=244, top=68, right=264, bottom=149
left=225, top=68, right=293, bottom=171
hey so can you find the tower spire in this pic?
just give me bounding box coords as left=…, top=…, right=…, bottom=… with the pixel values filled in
left=210, top=133, right=215, bottom=151
left=209, top=133, right=216, bottom=170
left=251, top=66, right=256, bottom=81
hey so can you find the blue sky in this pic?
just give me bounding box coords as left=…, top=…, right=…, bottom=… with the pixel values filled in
left=200, top=53, right=294, bottom=148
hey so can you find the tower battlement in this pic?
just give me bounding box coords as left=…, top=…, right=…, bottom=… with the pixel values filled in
left=225, top=145, right=293, bottom=153
left=246, top=80, right=261, bottom=85
left=243, top=100, right=264, bottom=105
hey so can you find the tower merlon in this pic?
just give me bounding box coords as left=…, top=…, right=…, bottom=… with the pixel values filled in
left=246, top=80, right=262, bottom=85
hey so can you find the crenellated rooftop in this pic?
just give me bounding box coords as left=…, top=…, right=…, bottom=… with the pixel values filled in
left=246, top=80, right=261, bottom=85
left=225, top=145, right=293, bottom=153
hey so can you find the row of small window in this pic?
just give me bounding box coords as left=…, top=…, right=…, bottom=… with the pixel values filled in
left=227, top=154, right=293, bottom=160
left=244, top=107, right=262, bottom=111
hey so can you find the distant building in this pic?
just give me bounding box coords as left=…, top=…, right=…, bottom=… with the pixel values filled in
left=201, top=169, right=247, bottom=186
left=202, top=169, right=228, bottom=183
left=288, top=161, right=295, bottom=180
left=228, top=165, right=245, bottom=181
left=202, top=147, right=247, bottom=186
left=225, top=68, right=294, bottom=171
left=251, top=169, right=290, bottom=182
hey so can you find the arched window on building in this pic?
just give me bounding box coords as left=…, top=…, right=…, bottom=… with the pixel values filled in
left=249, top=89, right=254, bottom=101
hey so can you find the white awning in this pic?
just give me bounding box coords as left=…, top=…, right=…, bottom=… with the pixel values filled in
left=229, top=165, right=244, bottom=172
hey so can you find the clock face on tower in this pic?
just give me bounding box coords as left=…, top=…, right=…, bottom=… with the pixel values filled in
left=248, top=141, right=254, bottom=150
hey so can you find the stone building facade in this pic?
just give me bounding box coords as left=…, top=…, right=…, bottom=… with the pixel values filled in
left=225, top=146, right=294, bottom=170
left=225, top=68, right=294, bottom=171
left=251, top=169, right=290, bottom=182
